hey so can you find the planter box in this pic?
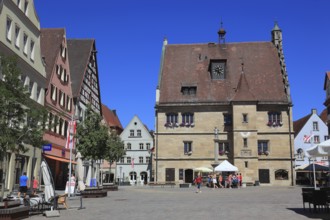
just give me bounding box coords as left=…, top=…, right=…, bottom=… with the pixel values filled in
left=179, top=183, right=191, bottom=188
left=81, top=188, right=107, bottom=198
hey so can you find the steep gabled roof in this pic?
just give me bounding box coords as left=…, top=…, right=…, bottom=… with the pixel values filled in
left=40, top=28, right=65, bottom=83
left=320, top=108, right=327, bottom=123
left=293, top=114, right=311, bottom=137
left=158, top=42, right=288, bottom=104
left=232, top=71, right=255, bottom=102
left=101, top=104, right=123, bottom=131
left=67, top=39, right=94, bottom=97
left=323, top=71, right=330, bottom=90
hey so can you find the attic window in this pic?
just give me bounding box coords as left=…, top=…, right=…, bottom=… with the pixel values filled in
left=181, top=86, right=197, bottom=95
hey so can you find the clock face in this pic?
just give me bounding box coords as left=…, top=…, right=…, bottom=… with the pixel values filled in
left=212, top=64, right=224, bottom=77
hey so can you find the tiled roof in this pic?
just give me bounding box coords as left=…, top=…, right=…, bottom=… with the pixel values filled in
left=320, top=108, right=327, bottom=123
left=40, top=28, right=65, bottom=83
left=101, top=104, right=123, bottom=131
left=67, top=39, right=94, bottom=97
left=158, top=42, right=289, bottom=104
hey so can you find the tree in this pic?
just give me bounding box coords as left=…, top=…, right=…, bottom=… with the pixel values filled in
left=0, top=55, right=47, bottom=200
left=0, top=55, right=46, bottom=156
left=104, top=131, right=125, bottom=182
left=76, top=104, right=109, bottom=184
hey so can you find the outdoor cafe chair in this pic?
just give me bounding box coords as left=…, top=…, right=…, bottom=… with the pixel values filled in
left=312, top=189, right=329, bottom=213
left=302, top=188, right=313, bottom=212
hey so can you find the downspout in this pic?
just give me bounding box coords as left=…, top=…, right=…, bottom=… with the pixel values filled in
left=287, top=105, right=294, bottom=186
left=155, top=109, right=158, bottom=182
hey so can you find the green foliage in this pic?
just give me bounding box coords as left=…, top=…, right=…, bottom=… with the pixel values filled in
left=105, top=131, right=125, bottom=164
left=76, top=105, right=109, bottom=160
left=0, top=55, right=46, bottom=158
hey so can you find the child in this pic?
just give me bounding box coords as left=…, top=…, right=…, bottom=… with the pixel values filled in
left=33, top=176, right=39, bottom=195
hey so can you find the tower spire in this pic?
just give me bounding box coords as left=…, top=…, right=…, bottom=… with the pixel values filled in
left=217, top=20, right=226, bottom=44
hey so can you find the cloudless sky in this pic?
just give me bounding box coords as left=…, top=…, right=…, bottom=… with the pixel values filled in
left=35, top=0, right=330, bottom=130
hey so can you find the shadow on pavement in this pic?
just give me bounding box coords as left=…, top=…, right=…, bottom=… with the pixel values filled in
left=287, top=208, right=330, bottom=220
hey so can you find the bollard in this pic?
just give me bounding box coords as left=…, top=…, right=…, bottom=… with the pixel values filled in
left=78, top=196, right=85, bottom=210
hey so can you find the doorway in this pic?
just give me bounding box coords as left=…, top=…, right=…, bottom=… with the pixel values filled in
left=185, top=169, right=193, bottom=183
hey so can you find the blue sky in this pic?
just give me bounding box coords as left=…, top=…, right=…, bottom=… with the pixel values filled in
left=35, top=0, right=330, bottom=130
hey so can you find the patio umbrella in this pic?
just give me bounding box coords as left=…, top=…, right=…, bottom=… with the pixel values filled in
left=76, top=152, right=85, bottom=191
left=193, top=167, right=213, bottom=172
left=295, top=163, right=329, bottom=172
left=41, top=161, right=54, bottom=202
left=214, top=160, right=238, bottom=172
left=306, top=140, right=330, bottom=189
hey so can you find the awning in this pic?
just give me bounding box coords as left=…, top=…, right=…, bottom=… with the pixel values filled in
left=43, top=154, right=77, bottom=164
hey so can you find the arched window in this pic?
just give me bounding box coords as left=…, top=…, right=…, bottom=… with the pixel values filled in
left=275, top=169, right=288, bottom=180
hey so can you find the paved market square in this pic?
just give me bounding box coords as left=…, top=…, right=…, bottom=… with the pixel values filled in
left=30, top=185, right=330, bottom=220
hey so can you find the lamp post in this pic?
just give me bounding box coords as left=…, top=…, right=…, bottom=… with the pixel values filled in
left=119, top=166, right=122, bottom=186
left=211, top=127, right=220, bottom=172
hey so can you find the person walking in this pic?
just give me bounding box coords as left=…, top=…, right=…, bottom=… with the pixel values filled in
left=32, top=176, right=39, bottom=195
left=238, top=173, right=242, bottom=188
left=18, top=172, right=29, bottom=198
left=218, top=174, right=223, bottom=188
left=212, top=174, right=218, bottom=189
left=195, top=175, right=202, bottom=193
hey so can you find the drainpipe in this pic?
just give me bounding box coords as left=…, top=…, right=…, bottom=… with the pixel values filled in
left=155, top=110, right=158, bottom=182
left=287, top=105, right=294, bottom=186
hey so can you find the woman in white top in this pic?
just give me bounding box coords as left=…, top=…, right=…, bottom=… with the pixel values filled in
left=212, top=174, right=218, bottom=189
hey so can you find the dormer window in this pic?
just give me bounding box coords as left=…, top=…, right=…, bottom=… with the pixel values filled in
left=181, top=86, right=197, bottom=95
left=210, top=60, right=226, bottom=80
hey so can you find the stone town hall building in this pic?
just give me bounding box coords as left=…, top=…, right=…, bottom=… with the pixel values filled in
left=154, top=23, right=294, bottom=186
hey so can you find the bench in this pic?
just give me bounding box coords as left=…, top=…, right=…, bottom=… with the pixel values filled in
left=242, top=182, right=254, bottom=187
left=148, top=182, right=176, bottom=188
left=0, top=200, right=29, bottom=220
left=102, top=184, right=118, bottom=191
left=81, top=187, right=107, bottom=198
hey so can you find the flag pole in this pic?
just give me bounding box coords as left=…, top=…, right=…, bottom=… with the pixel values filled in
left=68, top=115, right=73, bottom=198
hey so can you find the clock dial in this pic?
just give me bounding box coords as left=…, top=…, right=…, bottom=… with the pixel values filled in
left=213, top=64, right=224, bottom=76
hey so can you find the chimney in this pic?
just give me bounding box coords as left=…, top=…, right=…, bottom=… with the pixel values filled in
left=312, top=109, right=317, bottom=115
left=112, top=109, right=117, bottom=116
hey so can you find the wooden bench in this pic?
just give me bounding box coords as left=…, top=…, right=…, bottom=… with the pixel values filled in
left=0, top=200, right=29, bottom=220
left=102, top=184, right=118, bottom=191
left=81, top=187, right=107, bottom=198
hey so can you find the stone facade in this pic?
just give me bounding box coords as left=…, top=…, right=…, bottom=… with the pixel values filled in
left=155, top=23, right=294, bottom=186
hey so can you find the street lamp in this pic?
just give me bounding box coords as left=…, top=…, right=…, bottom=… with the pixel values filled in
left=211, top=127, right=220, bottom=172
left=119, top=166, right=122, bottom=186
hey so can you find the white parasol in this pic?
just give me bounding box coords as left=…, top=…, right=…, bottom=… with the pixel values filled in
left=76, top=152, right=85, bottom=191
left=214, top=160, right=238, bottom=172
left=41, top=161, right=54, bottom=202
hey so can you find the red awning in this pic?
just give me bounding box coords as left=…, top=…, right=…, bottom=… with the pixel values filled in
left=43, top=154, right=77, bottom=164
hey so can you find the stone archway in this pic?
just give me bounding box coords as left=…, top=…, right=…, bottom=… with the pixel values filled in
left=140, top=171, right=148, bottom=185
left=129, top=171, right=137, bottom=185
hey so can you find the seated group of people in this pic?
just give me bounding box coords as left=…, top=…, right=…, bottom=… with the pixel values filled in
left=206, top=173, right=242, bottom=188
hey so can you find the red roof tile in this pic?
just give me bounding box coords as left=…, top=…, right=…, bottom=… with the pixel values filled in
left=101, top=104, right=123, bottom=133
left=159, top=42, right=289, bottom=104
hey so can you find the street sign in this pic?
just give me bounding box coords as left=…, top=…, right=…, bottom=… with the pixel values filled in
left=42, top=144, right=52, bottom=151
